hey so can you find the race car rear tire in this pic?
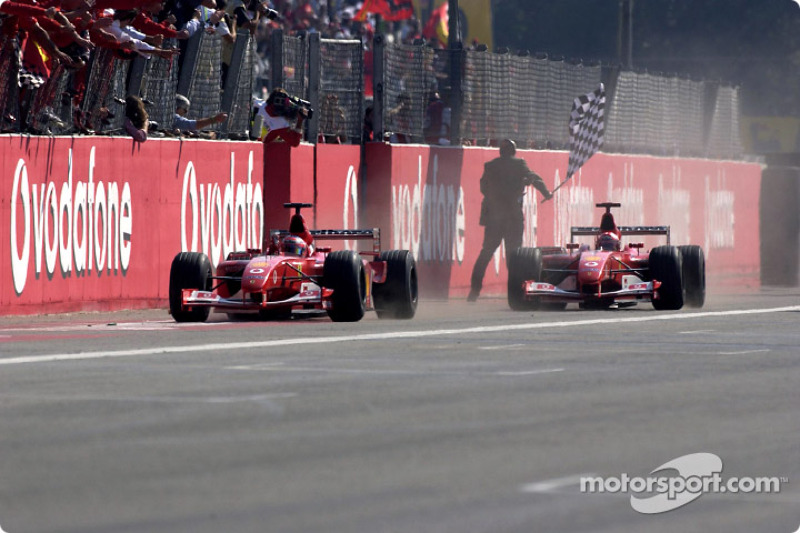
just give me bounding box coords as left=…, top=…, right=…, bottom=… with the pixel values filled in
left=323, top=250, right=366, bottom=322
left=373, top=250, right=418, bottom=319
left=169, top=252, right=212, bottom=322
left=679, top=245, right=706, bottom=308
left=649, top=245, right=684, bottom=310
left=508, top=247, right=542, bottom=311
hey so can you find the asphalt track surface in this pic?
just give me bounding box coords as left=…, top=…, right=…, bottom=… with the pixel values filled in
left=0, top=288, right=798, bottom=533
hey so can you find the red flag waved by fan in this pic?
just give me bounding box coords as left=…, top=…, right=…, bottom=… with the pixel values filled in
left=355, top=0, right=414, bottom=21
left=422, top=1, right=447, bottom=47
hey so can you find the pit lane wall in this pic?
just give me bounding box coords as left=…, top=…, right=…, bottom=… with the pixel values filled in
left=1, top=136, right=760, bottom=315
left=2, top=136, right=264, bottom=315
left=364, top=144, right=762, bottom=298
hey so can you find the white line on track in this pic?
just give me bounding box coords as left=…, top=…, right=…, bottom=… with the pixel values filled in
left=717, top=349, right=771, bottom=355
left=494, top=369, right=565, bottom=376
left=226, top=365, right=565, bottom=377
left=479, top=344, right=527, bottom=350
left=520, top=474, right=597, bottom=494
left=1, top=306, right=797, bottom=366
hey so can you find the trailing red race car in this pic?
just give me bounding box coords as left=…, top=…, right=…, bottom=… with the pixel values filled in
left=169, top=203, right=418, bottom=322
left=508, top=202, right=705, bottom=311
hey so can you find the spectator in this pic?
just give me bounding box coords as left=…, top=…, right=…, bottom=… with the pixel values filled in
left=319, top=93, right=346, bottom=144
left=184, top=0, right=234, bottom=43
left=173, top=94, right=228, bottom=136
left=387, top=92, right=413, bottom=143
left=362, top=104, right=374, bottom=143
left=124, top=95, right=149, bottom=142
left=107, top=9, right=179, bottom=57
left=424, top=90, right=448, bottom=145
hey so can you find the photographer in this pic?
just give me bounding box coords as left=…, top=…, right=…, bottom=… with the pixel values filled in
left=253, top=87, right=310, bottom=147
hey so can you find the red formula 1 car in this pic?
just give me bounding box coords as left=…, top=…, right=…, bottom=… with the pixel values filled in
left=508, top=203, right=706, bottom=311
left=168, top=203, right=418, bottom=322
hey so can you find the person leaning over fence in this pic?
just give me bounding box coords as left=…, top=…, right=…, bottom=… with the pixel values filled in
left=173, top=94, right=228, bottom=137
left=124, top=95, right=149, bottom=142
left=107, top=9, right=180, bottom=58
left=132, top=0, right=191, bottom=40
left=467, top=139, right=552, bottom=302
left=184, top=0, right=234, bottom=43
left=252, top=88, right=307, bottom=146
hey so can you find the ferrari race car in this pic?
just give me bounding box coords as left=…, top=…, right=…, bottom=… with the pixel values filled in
left=169, top=203, right=418, bottom=322
left=508, top=202, right=705, bottom=311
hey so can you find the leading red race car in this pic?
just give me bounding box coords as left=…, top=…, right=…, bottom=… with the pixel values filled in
left=508, top=202, right=705, bottom=310
left=169, top=203, right=418, bottom=322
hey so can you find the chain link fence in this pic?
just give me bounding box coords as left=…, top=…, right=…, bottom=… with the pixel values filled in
left=2, top=15, right=744, bottom=159
left=377, top=41, right=744, bottom=159
left=318, top=38, right=363, bottom=144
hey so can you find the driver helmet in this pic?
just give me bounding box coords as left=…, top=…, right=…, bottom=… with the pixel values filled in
left=282, top=235, right=308, bottom=257
left=597, top=231, right=621, bottom=251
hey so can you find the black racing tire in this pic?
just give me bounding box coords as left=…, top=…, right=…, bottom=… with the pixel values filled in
left=323, top=250, right=366, bottom=322
left=679, top=245, right=706, bottom=308
left=169, top=252, right=212, bottom=322
left=507, top=247, right=542, bottom=311
left=649, top=245, right=684, bottom=310
left=373, top=250, right=419, bottom=319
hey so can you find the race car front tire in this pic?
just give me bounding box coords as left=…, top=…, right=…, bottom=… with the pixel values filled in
left=678, top=245, right=706, bottom=308
left=323, top=250, right=367, bottom=322
left=373, top=250, right=418, bottom=319
left=169, top=252, right=212, bottom=322
left=649, top=245, right=684, bottom=310
left=508, top=247, right=542, bottom=311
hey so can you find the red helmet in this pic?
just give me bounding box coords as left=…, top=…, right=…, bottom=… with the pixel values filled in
left=282, top=235, right=308, bottom=257
left=597, top=231, right=621, bottom=251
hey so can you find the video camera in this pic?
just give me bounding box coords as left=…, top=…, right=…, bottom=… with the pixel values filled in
left=270, top=93, right=314, bottom=120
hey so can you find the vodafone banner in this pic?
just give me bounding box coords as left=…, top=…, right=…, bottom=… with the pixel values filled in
left=1, top=136, right=761, bottom=315
left=314, top=144, right=363, bottom=251
left=2, top=136, right=263, bottom=314
left=364, top=144, right=762, bottom=298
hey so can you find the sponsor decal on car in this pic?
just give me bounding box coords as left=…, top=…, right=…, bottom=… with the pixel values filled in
left=526, top=281, right=555, bottom=292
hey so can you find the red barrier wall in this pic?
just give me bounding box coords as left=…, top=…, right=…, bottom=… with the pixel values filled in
left=1, top=136, right=761, bottom=315
left=2, top=136, right=263, bottom=314
left=363, top=144, right=762, bottom=298
left=262, top=142, right=363, bottom=251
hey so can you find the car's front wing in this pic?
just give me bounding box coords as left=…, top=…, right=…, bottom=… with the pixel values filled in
left=524, top=280, right=662, bottom=302
left=181, top=287, right=333, bottom=312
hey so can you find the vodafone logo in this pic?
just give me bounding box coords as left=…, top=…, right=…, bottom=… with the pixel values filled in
left=391, top=155, right=466, bottom=264
left=181, top=151, right=264, bottom=266
left=10, top=147, right=132, bottom=295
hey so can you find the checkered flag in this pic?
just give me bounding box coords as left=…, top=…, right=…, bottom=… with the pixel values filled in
left=550, top=84, right=606, bottom=198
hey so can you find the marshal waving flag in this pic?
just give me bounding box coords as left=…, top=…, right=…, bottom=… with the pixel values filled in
left=355, top=0, right=414, bottom=21
left=551, top=83, right=606, bottom=196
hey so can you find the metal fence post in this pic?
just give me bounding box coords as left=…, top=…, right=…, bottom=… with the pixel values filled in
left=703, top=81, right=719, bottom=157
left=373, top=33, right=385, bottom=141
left=270, top=29, right=284, bottom=92
left=221, top=28, right=251, bottom=135
left=449, top=41, right=463, bottom=144
left=308, top=32, right=320, bottom=144
left=177, top=30, right=203, bottom=97
left=128, top=56, right=147, bottom=96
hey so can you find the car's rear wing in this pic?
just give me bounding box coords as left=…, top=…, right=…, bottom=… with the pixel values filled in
left=270, top=228, right=382, bottom=253
left=570, top=226, right=670, bottom=245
